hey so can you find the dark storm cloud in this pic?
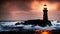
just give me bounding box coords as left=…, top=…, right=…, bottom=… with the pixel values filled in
left=0, top=0, right=33, bottom=20
left=17, top=1, right=31, bottom=11
left=0, top=0, right=33, bottom=11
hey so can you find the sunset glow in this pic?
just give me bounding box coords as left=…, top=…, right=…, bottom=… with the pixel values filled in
left=35, top=30, right=51, bottom=34
left=41, top=32, right=49, bottom=34
left=29, top=1, right=58, bottom=12
left=41, top=30, right=51, bottom=34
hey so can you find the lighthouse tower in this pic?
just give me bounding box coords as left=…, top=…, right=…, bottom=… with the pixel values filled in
left=43, top=4, right=48, bottom=21
left=42, top=4, right=51, bottom=26
left=22, top=4, right=51, bottom=27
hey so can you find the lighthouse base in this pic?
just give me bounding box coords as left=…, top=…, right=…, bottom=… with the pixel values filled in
left=20, top=19, right=52, bottom=27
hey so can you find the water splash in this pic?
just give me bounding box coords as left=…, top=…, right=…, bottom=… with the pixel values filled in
left=0, top=20, right=60, bottom=31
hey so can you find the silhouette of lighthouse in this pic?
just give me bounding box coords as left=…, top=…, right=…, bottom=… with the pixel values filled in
left=20, top=4, right=52, bottom=27
left=42, top=4, right=51, bottom=26
left=43, top=4, right=48, bottom=21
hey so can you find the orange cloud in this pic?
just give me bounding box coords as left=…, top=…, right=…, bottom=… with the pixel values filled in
left=28, top=1, right=58, bottom=12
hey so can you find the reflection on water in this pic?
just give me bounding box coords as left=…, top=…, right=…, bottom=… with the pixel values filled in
left=35, top=30, right=51, bottom=34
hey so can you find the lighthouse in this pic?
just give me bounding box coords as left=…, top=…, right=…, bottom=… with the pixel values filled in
left=22, top=4, right=52, bottom=27
left=42, top=4, right=51, bottom=26
left=43, top=4, right=48, bottom=21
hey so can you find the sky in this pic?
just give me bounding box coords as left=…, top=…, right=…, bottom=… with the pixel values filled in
left=0, top=0, right=60, bottom=20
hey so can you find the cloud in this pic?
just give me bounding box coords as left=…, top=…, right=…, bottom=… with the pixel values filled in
left=0, top=0, right=60, bottom=20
